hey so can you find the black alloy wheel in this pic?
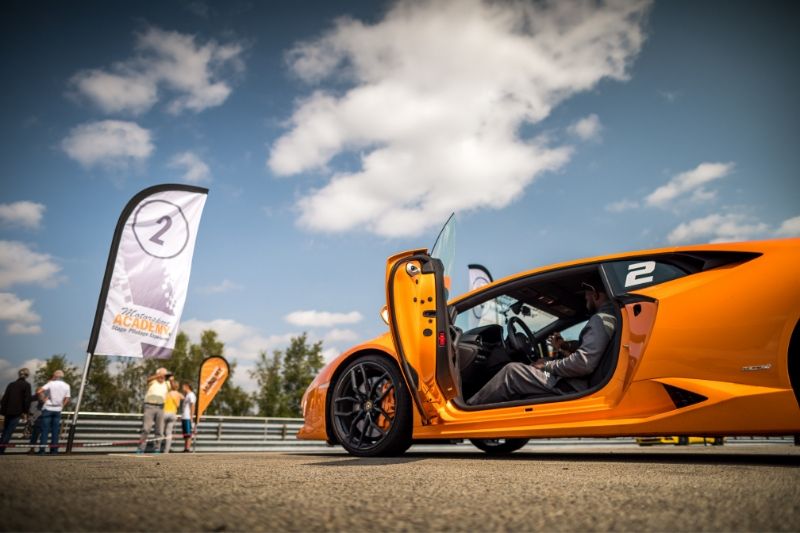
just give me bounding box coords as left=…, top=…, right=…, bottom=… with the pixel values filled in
left=330, top=355, right=412, bottom=457
left=470, top=438, right=530, bottom=455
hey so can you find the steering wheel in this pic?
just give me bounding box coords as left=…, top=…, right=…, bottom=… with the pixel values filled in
left=506, top=316, right=536, bottom=363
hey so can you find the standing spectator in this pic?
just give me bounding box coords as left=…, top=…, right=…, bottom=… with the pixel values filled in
left=26, top=393, right=44, bottom=455
left=36, top=370, right=71, bottom=455
left=160, top=379, right=183, bottom=453
left=137, top=368, right=170, bottom=454
left=0, top=368, right=32, bottom=454
left=180, top=382, right=196, bottom=453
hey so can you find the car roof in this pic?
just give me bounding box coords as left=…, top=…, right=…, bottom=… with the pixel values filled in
left=450, top=237, right=798, bottom=305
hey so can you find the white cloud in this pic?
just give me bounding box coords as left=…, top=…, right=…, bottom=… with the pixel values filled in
left=775, top=215, right=800, bottom=238
left=285, top=310, right=363, bottom=327
left=169, top=151, right=211, bottom=183
left=268, top=0, right=651, bottom=237
left=568, top=114, right=602, bottom=141
left=667, top=213, right=769, bottom=244
left=0, top=241, right=62, bottom=289
left=70, top=26, right=244, bottom=115
left=0, top=201, right=45, bottom=229
left=645, top=162, right=734, bottom=208
left=71, top=71, right=158, bottom=116
left=0, top=292, right=42, bottom=335
left=322, top=347, right=341, bottom=363
left=197, top=279, right=242, bottom=294
left=61, top=120, right=154, bottom=168
left=323, top=328, right=359, bottom=344
left=180, top=318, right=255, bottom=344
left=7, top=323, right=42, bottom=335
left=231, top=333, right=299, bottom=361
left=605, top=199, right=639, bottom=213
left=180, top=318, right=300, bottom=362
left=0, top=358, right=47, bottom=383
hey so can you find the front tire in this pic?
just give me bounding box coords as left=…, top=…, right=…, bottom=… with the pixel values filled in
left=470, top=438, right=529, bottom=455
left=330, top=355, right=412, bottom=457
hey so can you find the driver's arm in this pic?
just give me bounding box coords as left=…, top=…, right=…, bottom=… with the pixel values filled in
left=542, top=315, right=611, bottom=378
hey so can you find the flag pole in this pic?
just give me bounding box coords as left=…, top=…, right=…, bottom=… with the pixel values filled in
left=66, top=352, right=93, bottom=453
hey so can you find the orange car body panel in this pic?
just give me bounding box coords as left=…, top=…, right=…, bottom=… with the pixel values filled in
left=298, top=238, right=800, bottom=442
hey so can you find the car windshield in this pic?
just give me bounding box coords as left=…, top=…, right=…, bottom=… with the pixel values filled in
left=430, top=213, right=456, bottom=287
left=455, top=293, right=558, bottom=333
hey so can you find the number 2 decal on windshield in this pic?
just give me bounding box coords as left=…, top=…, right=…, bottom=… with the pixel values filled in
left=625, top=261, right=655, bottom=287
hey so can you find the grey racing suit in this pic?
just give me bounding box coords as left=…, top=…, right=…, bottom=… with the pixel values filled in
left=467, top=302, right=616, bottom=405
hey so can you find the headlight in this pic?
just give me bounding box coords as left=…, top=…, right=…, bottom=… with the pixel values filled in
left=380, top=305, right=390, bottom=325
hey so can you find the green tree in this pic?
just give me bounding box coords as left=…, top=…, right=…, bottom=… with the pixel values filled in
left=35, top=329, right=256, bottom=416
left=82, top=355, right=120, bottom=412
left=168, top=332, right=204, bottom=385
left=282, top=334, right=324, bottom=417
left=251, top=333, right=325, bottom=418
left=109, top=358, right=148, bottom=413
left=251, top=350, right=287, bottom=417
left=34, top=354, right=80, bottom=390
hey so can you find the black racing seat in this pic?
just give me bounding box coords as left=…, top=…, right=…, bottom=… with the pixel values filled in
left=586, top=309, right=621, bottom=390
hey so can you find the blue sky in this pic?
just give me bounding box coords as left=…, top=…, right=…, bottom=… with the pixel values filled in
left=1, top=0, right=798, bottom=391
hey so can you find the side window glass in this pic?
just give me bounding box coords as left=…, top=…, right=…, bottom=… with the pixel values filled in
left=604, top=260, right=687, bottom=293
left=560, top=321, right=587, bottom=342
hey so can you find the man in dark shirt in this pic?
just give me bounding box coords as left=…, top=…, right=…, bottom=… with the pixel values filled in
left=468, top=283, right=616, bottom=405
left=0, top=368, right=32, bottom=453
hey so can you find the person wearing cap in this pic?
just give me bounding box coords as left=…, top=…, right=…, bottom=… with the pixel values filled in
left=0, top=368, right=32, bottom=454
left=137, top=367, right=172, bottom=454
left=36, top=370, right=71, bottom=455
left=468, top=281, right=616, bottom=405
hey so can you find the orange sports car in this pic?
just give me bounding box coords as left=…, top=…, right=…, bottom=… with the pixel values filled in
left=298, top=225, right=800, bottom=456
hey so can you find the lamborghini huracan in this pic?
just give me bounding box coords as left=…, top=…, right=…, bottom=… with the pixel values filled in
left=298, top=222, right=800, bottom=456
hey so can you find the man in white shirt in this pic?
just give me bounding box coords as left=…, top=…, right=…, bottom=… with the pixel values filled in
left=137, top=367, right=171, bottom=454
left=181, top=382, right=196, bottom=452
left=36, top=370, right=71, bottom=455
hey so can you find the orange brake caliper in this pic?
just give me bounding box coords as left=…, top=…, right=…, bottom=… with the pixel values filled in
left=377, top=381, right=396, bottom=430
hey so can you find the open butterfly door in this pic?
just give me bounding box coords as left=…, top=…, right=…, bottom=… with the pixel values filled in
left=385, top=216, right=461, bottom=424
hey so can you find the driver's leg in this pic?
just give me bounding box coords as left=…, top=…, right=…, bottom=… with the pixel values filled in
left=467, top=363, right=554, bottom=405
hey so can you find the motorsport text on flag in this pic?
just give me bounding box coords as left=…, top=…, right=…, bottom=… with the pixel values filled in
left=195, top=356, right=230, bottom=426
left=88, top=184, right=208, bottom=359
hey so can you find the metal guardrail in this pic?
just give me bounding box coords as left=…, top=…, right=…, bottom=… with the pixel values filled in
left=1, top=412, right=795, bottom=453
left=1, top=412, right=312, bottom=453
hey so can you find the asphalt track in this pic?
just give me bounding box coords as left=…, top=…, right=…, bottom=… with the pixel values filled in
left=1, top=444, right=798, bottom=532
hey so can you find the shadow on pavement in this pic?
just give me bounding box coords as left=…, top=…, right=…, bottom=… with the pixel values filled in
left=297, top=450, right=800, bottom=467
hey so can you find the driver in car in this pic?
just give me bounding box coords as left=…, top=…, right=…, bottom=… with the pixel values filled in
left=467, top=282, right=616, bottom=405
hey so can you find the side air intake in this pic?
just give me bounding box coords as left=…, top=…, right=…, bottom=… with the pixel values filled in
left=663, top=384, right=707, bottom=409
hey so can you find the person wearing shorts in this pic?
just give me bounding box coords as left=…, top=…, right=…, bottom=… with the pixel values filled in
left=181, top=382, right=196, bottom=452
